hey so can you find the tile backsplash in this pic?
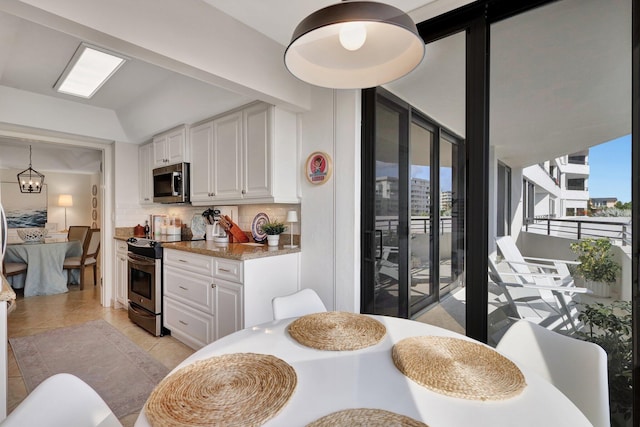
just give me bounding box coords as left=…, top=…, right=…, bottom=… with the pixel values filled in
left=116, top=203, right=301, bottom=239
left=237, top=204, right=300, bottom=235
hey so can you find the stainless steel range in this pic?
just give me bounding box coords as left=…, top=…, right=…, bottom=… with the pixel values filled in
left=126, top=237, right=165, bottom=336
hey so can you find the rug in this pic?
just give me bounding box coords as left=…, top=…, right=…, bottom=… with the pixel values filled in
left=9, top=319, right=169, bottom=418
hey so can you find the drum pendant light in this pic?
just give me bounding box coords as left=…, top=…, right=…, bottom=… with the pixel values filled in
left=284, top=0, right=425, bottom=89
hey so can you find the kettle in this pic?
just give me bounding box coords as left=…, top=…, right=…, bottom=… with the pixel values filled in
left=133, top=224, right=145, bottom=237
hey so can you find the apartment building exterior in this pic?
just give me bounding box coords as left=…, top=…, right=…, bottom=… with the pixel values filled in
left=522, top=150, right=590, bottom=220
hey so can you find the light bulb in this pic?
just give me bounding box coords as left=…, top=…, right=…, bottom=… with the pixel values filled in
left=339, top=21, right=367, bottom=51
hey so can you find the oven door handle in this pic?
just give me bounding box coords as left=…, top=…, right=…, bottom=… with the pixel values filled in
left=129, top=303, right=155, bottom=318
left=127, top=254, right=157, bottom=266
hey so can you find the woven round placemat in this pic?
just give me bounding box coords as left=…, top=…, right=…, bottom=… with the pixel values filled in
left=392, top=336, right=526, bottom=401
left=144, top=353, right=297, bottom=427
left=307, top=408, right=428, bottom=427
left=288, top=311, right=386, bottom=351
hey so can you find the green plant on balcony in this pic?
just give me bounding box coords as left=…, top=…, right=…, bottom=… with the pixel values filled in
left=570, top=238, right=620, bottom=284
left=578, top=301, right=631, bottom=425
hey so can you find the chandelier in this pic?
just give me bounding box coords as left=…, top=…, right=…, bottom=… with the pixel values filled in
left=17, top=145, right=45, bottom=193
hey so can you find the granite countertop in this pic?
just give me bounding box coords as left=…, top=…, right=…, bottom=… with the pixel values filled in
left=1, top=275, right=17, bottom=314
left=161, top=240, right=301, bottom=261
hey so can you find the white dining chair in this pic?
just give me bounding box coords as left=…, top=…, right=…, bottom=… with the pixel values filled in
left=272, top=288, right=327, bottom=320
left=0, top=373, right=122, bottom=427
left=496, top=320, right=610, bottom=427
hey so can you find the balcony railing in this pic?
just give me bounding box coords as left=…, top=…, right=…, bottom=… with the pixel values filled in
left=375, top=217, right=453, bottom=235
left=524, top=217, right=631, bottom=246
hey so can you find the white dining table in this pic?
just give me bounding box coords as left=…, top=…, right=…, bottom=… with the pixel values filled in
left=135, top=315, right=591, bottom=427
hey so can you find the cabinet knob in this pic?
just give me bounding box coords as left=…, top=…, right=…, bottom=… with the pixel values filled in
left=241, top=190, right=246, bottom=194
left=211, top=283, right=216, bottom=288
left=179, top=320, right=189, bottom=326
left=179, top=285, right=188, bottom=291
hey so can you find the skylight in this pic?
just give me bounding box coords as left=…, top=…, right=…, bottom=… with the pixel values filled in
left=54, top=43, right=127, bottom=98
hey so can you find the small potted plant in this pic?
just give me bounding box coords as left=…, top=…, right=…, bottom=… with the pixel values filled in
left=570, top=238, right=621, bottom=297
left=260, top=219, right=286, bottom=247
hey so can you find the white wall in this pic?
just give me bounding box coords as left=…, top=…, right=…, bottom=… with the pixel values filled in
left=0, top=168, right=97, bottom=231
left=298, top=88, right=361, bottom=312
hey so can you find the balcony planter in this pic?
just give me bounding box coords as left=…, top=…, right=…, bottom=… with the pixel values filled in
left=570, top=238, right=620, bottom=299
left=585, top=280, right=611, bottom=298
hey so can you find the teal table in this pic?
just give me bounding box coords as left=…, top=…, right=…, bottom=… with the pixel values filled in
left=5, top=240, right=82, bottom=297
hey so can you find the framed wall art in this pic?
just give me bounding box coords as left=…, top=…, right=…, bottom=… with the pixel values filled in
left=1, top=182, right=48, bottom=228
left=305, top=151, right=332, bottom=185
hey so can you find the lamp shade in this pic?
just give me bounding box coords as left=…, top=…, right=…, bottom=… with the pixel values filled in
left=284, top=1, right=424, bottom=89
left=286, top=210, right=299, bottom=223
left=58, top=194, right=73, bottom=207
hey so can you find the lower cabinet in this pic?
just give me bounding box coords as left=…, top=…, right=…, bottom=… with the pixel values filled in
left=163, top=248, right=298, bottom=350
left=114, top=240, right=128, bottom=309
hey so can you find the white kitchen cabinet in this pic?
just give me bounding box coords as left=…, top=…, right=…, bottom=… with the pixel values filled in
left=189, top=102, right=299, bottom=206
left=189, top=120, right=214, bottom=203
left=162, top=248, right=298, bottom=350
left=152, top=125, right=188, bottom=167
left=138, top=142, right=154, bottom=204
left=214, top=279, right=243, bottom=340
left=114, top=240, right=128, bottom=309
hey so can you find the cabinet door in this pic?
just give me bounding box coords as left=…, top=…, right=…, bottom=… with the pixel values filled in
left=213, top=111, right=243, bottom=199
left=164, top=297, right=214, bottom=349
left=114, top=243, right=128, bottom=308
left=167, top=128, right=187, bottom=164
left=152, top=135, right=167, bottom=166
left=189, top=121, right=214, bottom=202
left=243, top=103, right=271, bottom=199
left=138, top=143, right=153, bottom=204
left=215, top=279, right=243, bottom=340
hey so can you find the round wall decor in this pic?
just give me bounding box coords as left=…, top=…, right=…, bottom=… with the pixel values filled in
left=92, top=197, right=97, bottom=208
left=92, top=184, right=97, bottom=196
left=92, top=210, right=97, bottom=220
left=305, top=151, right=332, bottom=185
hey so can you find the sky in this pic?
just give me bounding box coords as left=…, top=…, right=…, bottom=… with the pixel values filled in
left=376, top=134, right=631, bottom=201
left=589, top=134, right=631, bottom=202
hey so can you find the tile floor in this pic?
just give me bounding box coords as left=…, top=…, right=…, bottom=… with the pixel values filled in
left=6, top=277, right=194, bottom=427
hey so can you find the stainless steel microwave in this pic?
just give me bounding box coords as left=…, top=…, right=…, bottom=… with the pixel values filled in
left=153, top=162, right=190, bottom=203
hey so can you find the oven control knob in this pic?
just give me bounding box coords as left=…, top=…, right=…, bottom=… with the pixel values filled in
left=149, top=241, right=157, bottom=247
left=127, top=237, right=137, bottom=243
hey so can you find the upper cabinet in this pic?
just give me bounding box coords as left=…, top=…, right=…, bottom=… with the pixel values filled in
left=190, top=102, right=299, bottom=205
left=152, top=125, right=189, bottom=167
left=138, top=142, right=154, bottom=205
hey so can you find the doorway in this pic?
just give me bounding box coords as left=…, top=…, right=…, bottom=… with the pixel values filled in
left=361, top=87, right=465, bottom=319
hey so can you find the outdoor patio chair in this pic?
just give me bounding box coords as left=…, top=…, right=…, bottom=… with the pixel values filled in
left=495, top=235, right=578, bottom=287
left=496, top=320, right=609, bottom=427
left=488, top=257, right=590, bottom=334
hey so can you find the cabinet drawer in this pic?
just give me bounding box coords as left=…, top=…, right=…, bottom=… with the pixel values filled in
left=164, top=249, right=213, bottom=276
left=164, top=266, right=214, bottom=313
left=164, top=297, right=214, bottom=349
left=214, top=258, right=243, bottom=283
left=115, top=240, right=128, bottom=253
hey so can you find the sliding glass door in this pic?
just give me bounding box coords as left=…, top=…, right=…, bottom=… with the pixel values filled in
left=362, top=87, right=465, bottom=320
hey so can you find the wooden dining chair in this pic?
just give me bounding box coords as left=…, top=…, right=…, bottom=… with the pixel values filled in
left=67, top=225, right=90, bottom=244
left=63, top=228, right=101, bottom=289
left=2, top=259, right=27, bottom=278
